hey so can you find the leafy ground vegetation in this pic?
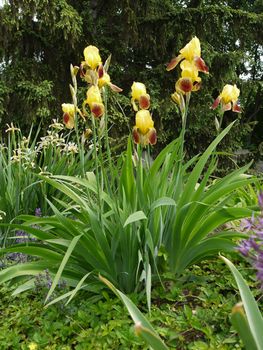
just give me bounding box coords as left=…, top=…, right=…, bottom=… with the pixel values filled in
left=1, top=257, right=261, bottom=350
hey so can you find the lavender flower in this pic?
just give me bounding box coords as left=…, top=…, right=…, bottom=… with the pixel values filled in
left=7, top=252, right=28, bottom=263
left=237, top=191, right=263, bottom=289
left=34, top=269, right=67, bottom=293
left=258, top=191, right=263, bottom=210
left=7, top=208, right=42, bottom=263
left=35, top=208, right=42, bottom=217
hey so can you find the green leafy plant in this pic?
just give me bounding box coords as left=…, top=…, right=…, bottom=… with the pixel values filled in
left=0, top=41, right=257, bottom=309
left=0, top=118, right=93, bottom=246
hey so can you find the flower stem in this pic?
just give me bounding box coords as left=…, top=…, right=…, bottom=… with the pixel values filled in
left=103, top=87, right=115, bottom=188
left=91, top=115, right=102, bottom=215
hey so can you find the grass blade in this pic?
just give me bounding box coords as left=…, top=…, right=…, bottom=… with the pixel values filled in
left=99, top=275, right=169, bottom=350
left=221, top=255, right=263, bottom=350
left=45, top=234, right=83, bottom=304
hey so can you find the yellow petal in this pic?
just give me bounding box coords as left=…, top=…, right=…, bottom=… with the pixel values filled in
left=98, top=73, right=111, bottom=88
left=83, top=45, right=102, bottom=70
left=131, top=82, right=147, bottom=101
left=180, top=36, right=201, bottom=61
left=61, top=103, right=75, bottom=117
left=86, top=86, right=102, bottom=108
left=180, top=60, right=201, bottom=82
left=220, top=84, right=240, bottom=104
left=135, top=110, right=154, bottom=135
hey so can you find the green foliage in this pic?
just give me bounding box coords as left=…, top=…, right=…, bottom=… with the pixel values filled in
left=0, top=259, right=257, bottom=349
left=0, top=121, right=94, bottom=245
left=100, top=275, right=169, bottom=350
left=0, top=284, right=145, bottom=349
left=0, top=120, right=257, bottom=306
left=101, top=257, right=263, bottom=350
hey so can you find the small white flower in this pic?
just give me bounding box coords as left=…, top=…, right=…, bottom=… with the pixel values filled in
left=0, top=211, right=6, bottom=221
left=63, top=142, right=79, bottom=154
left=5, top=123, right=20, bottom=133
left=49, top=119, right=65, bottom=131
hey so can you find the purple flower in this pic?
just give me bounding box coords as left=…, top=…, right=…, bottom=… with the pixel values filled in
left=240, top=216, right=255, bottom=231
left=237, top=239, right=253, bottom=257
left=35, top=208, right=42, bottom=217
left=15, top=230, right=29, bottom=244
left=237, top=191, right=263, bottom=289
left=258, top=191, right=263, bottom=211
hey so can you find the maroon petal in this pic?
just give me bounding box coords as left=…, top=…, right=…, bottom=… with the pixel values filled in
left=91, top=103, right=104, bottom=118
left=232, top=102, right=242, bottom=113
left=63, top=113, right=70, bottom=124
left=132, top=127, right=140, bottom=144
left=98, top=64, right=104, bottom=79
left=148, top=128, right=157, bottom=145
left=177, top=78, right=193, bottom=93
left=166, top=55, right=183, bottom=71
left=79, top=64, right=85, bottom=78
left=211, top=96, right=221, bottom=110
left=194, top=56, right=209, bottom=74
left=139, top=94, right=150, bottom=109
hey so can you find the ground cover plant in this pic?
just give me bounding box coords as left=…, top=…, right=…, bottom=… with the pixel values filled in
left=1, top=258, right=262, bottom=349
left=0, top=38, right=262, bottom=349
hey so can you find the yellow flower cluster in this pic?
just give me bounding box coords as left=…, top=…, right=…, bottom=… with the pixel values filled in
left=167, top=37, right=209, bottom=111
left=62, top=45, right=122, bottom=129
left=131, top=82, right=156, bottom=146
left=82, top=45, right=122, bottom=119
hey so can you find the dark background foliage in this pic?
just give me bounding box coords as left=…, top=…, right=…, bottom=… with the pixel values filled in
left=0, top=0, right=262, bottom=162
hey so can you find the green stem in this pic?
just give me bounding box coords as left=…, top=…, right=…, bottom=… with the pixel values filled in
left=74, top=108, right=85, bottom=176
left=91, top=115, right=102, bottom=215
left=179, top=92, right=191, bottom=161
left=103, top=87, right=115, bottom=189
left=217, top=110, right=224, bottom=135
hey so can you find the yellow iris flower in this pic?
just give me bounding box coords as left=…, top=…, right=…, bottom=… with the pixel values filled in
left=86, top=86, right=102, bottom=106
left=175, top=60, right=202, bottom=93
left=83, top=45, right=102, bottom=70
left=85, top=86, right=104, bottom=118
left=135, top=110, right=154, bottom=135
left=62, top=103, right=75, bottom=129
left=131, top=82, right=150, bottom=111
left=220, top=84, right=240, bottom=104
left=132, top=110, right=157, bottom=146
left=131, top=82, right=147, bottom=100
left=62, top=103, right=83, bottom=129
left=212, top=84, right=241, bottom=113
left=167, top=36, right=208, bottom=74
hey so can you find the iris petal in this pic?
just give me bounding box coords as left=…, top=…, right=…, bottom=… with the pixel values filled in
left=166, top=54, right=183, bottom=71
